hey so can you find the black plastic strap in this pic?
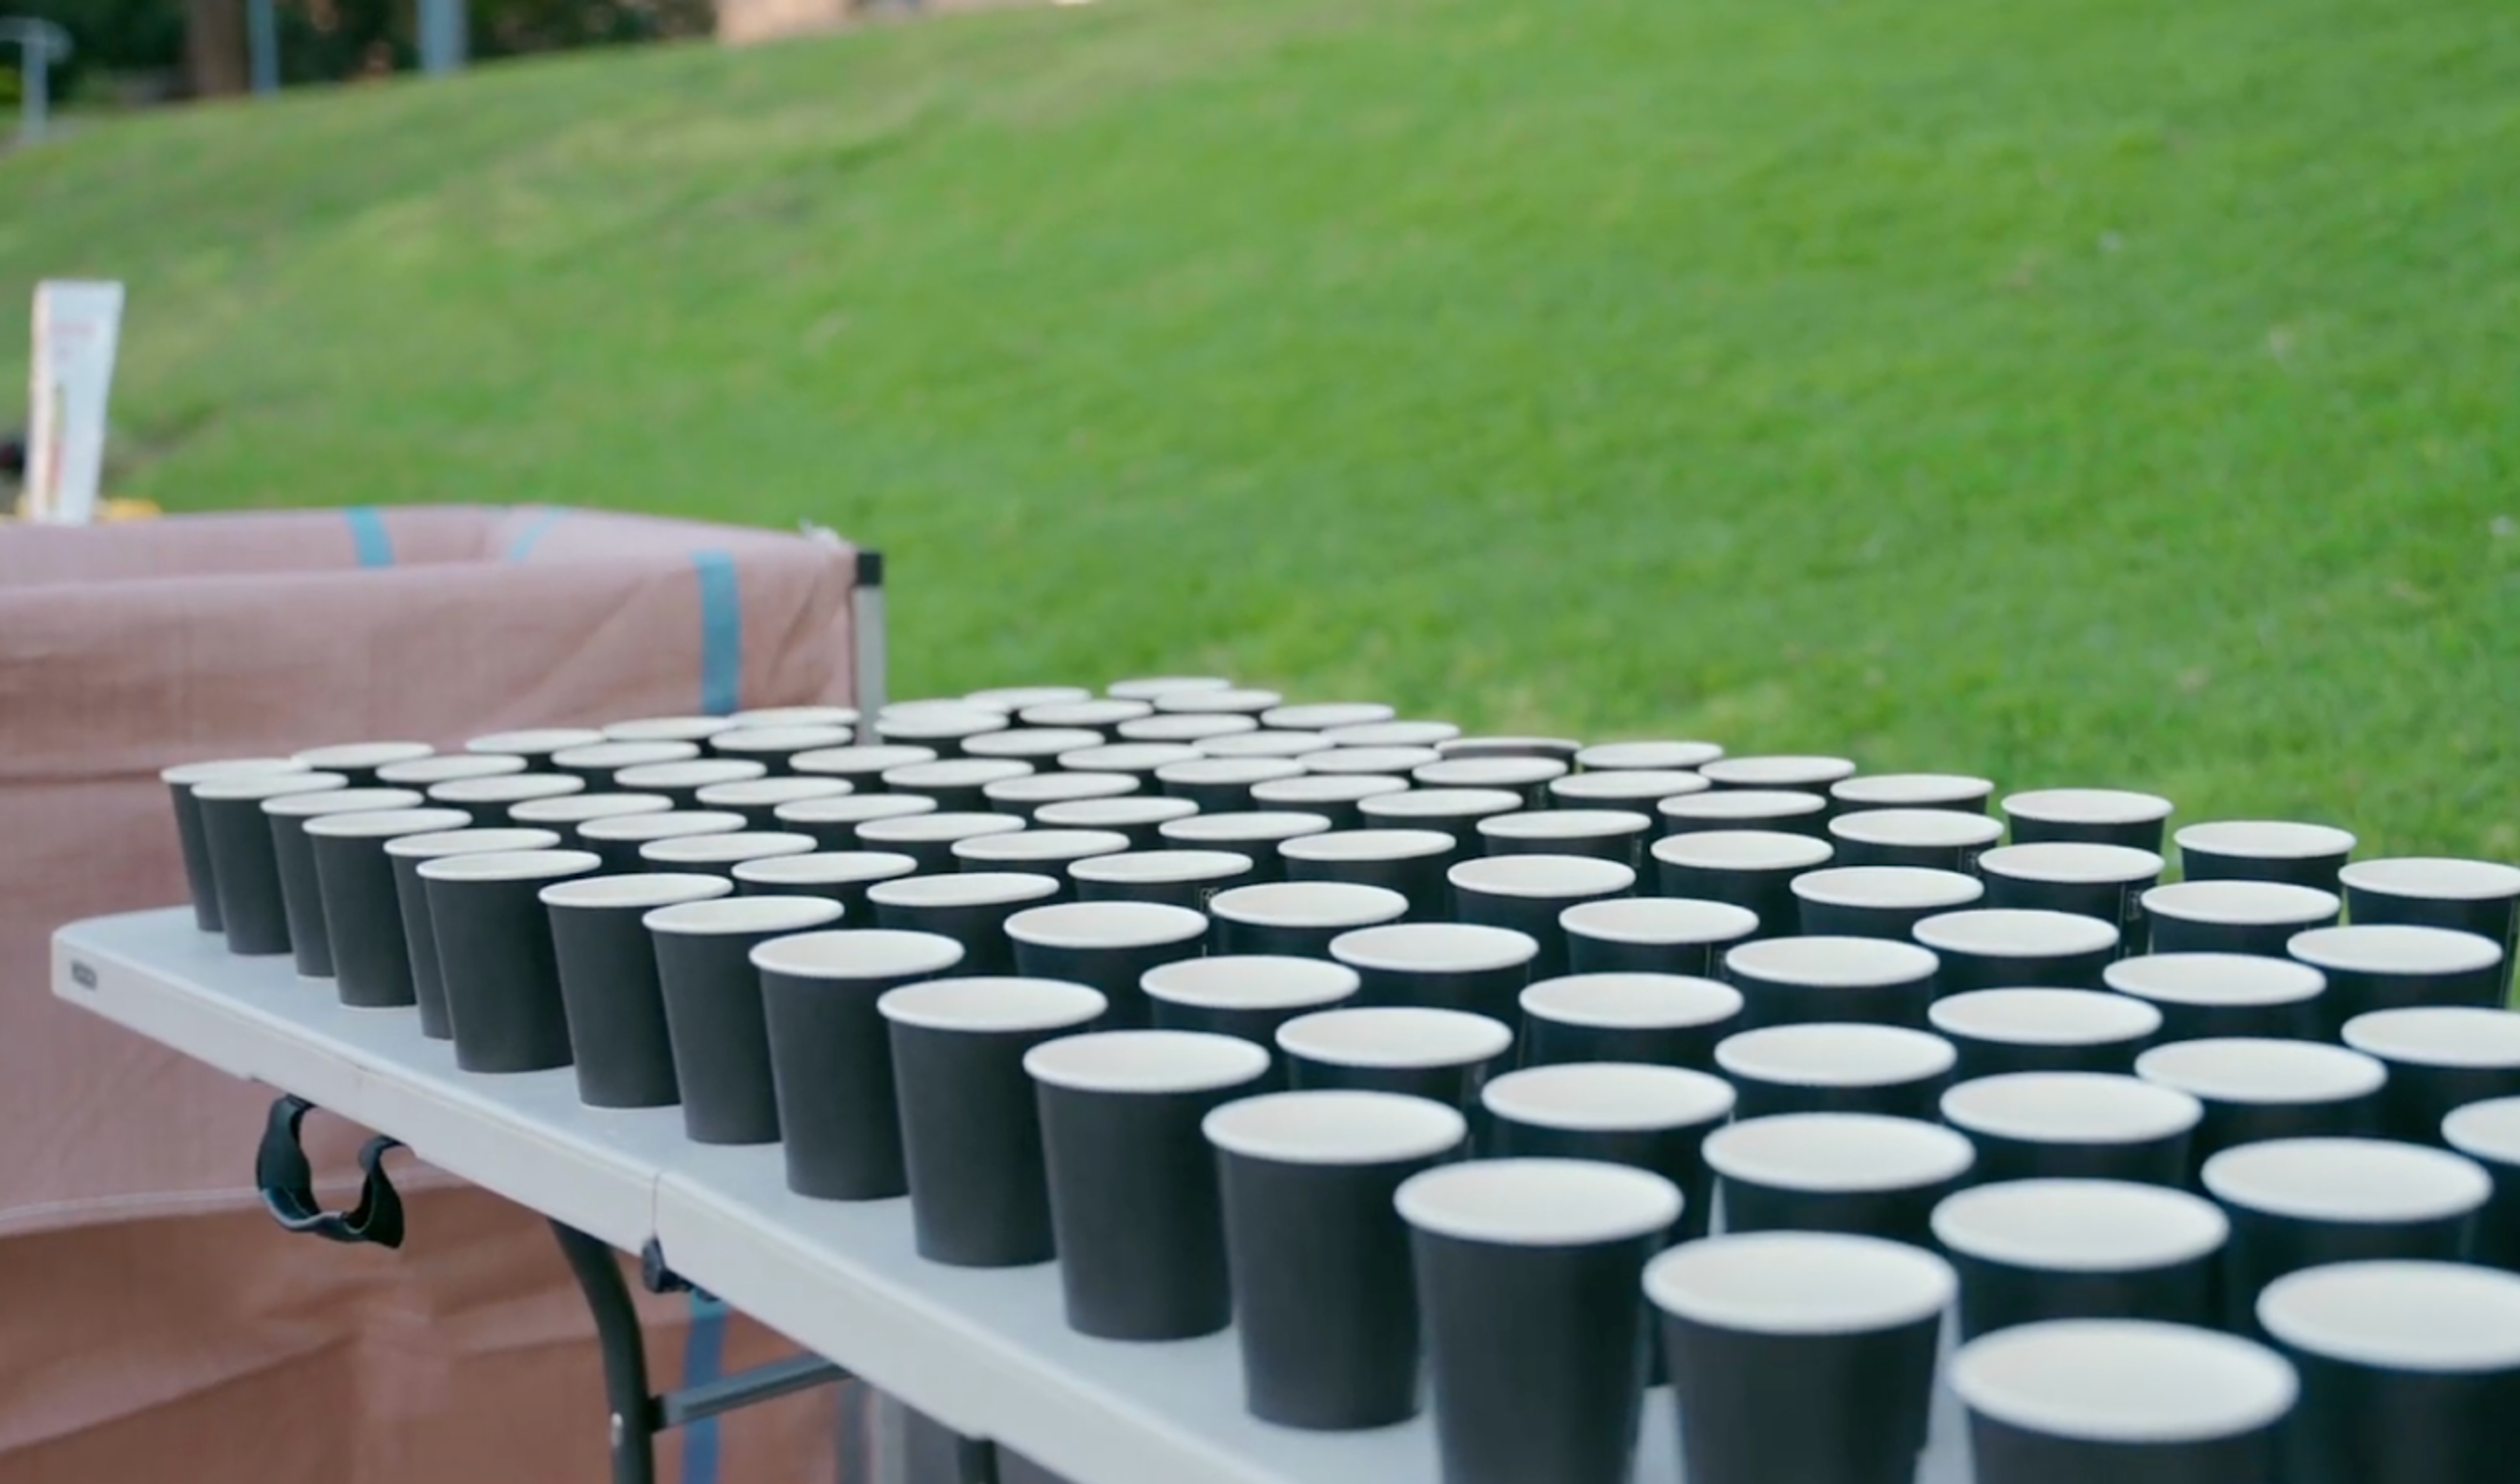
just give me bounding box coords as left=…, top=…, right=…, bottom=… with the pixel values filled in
left=255, top=1095, right=407, bottom=1248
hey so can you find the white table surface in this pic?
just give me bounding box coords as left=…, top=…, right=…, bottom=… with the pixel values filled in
left=54, top=907, right=1975, bottom=1484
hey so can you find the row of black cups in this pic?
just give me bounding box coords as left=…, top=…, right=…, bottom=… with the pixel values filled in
left=158, top=681, right=2520, bottom=1484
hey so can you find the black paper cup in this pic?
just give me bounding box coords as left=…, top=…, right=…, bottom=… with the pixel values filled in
left=1355, top=787, right=1525, bottom=873
left=1432, top=734, right=1582, bottom=763
left=1723, top=935, right=1942, bottom=1030
left=1715, top=1022, right=1958, bottom=1120
left=1412, top=755, right=1570, bottom=809
left=855, top=811, right=1027, bottom=874
left=728, top=705, right=856, bottom=730
left=377, top=753, right=526, bottom=790
left=418, top=847, right=600, bottom=1072
left=1572, top=739, right=1722, bottom=771
left=1198, top=730, right=1334, bottom=761
left=709, top=723, right=855, bottom=774
left=1791, top=864, right=1985, bottom=941
left=1277, top=1006, right=1514, bottom=1109
left=2339, top=857, right=2520, bottom=991
left=640, top=830, right=818, bottom=878
left=2204, top=1137, right=2492, bottom=1331
left=1657, top=788, right=1830, bottom=839
left=1704, top=1111, right=1977, bottom=1246
left=954, top=828, right=1133, bottom=897
left=1069, top=849, right=1256, bottom=910
left=2143, top=880, right=2341, bottom=958
left=2177, top=820, right=2357, bottom=895
left=1912, top=907, right=2120, bottom=993
left=195, top=771, right=350, bottom=954
left=1261, top=702, right=1396, bottom=731
left=643, top=894, right=845, bottom=1141
left=306, top=806, right=475, bottom=1008
left=1648, top=1231, right=1954, bottom=1484
left=730, top=849, right=917, bottom=918
left=1249, top=773, right=1408, bottom=832
left=1934, top=1179, right=2229, bottom=1338
left=1211, top=881, right=1409, bottom=958
left=2002, top=788, right=2176, bottom=852
left=425, top=771, right=585, bottom=828
left=577, top=809, right=747, bottom=872
left=692, top=776, right=851, bottom=830
left=1157, top=810, right=1334, bottom=882
left=384, top=828, right=560, bottom=1038
left=1156, top=757, right=1305, bottom=813
left=1929, top=988, right=2163, bottom=1078
left=1955, top=1318, right=2296, bottom=1484
left=1059, top=742, right=1206, bottom=782
left=1547, top=768, right=1711, bottom=812
left=883, top=758, right=1037, bottom=813
left=2344, top=1008, right=2520, bottom=1146
left=2136, top=1037, right=2388, bottom=1174
left=465, top=727, right=605, bottom=760
left=788, top=744, right=940, bottom=789
left=866, top=870, right=1062, bottom=975
left=879, top=976, right=1109, bottom=1265
left=2258, top=1260, right=2520, bottom=1484
left=751, top=928, right=967, bottom=1199
left=1028, top=697, right=1159, bottom=738
left=965, top=727, right=1110, bottom=765
left=963, top=685, right=1094, bottom=713
left=549, top=740, right=702, bottom=786
left=511, top=791, right=676, bottom=843
left=1119, top=711, right=1257, bottom=744
left=772, top=792, right=937, bottom=852
left=164, top=756, right=309, bottom=932
left=1322, top=718, right=1461, bottom=749
left=2444, top=1097, right=2520, bottom=1269
left=1650, top=830, right=1834, bottom=939
left=1483, top=1061, right=1735, bottom=1238
left=982, top=769, right=1141, bottom=821
left=1030, top=795, right=1197, bottom=851
left=262, top=787, right=426, bottom=978
left=539, top=871, right=731, bottom=1107
left=1520, top=971, right=1743, bottom=1074
left=1281, top=828, right=1458, bottom=921
left=1977, top=842, right=2163, bottom=949
left=1830, top=771, right=1996, bottom=814
left=1143, top=954, right=1360, bottom=1076
left=2290, top=924, right=2508, bottom=1034
left=871, top=704, right=1009, bottom=757
left=1303, top=744, right=1444, bottom=778
left=1151, top=685, right=1282, bottom=716
left=1026, top=1030, right=1270, bottom=1338
left=1476, top=809, right=1655, bottom=870
left=1700, top=753, right=1857, bottom=796
left=603, top=714, right=736, bottom=744
left=1941, top=1071, right=2205, bottom=1185
left=1448, top=854, right=1635, bottom=983
left=2103, top=952, right=2327, bottom=1042
left=1828, top=805, right=2006, bottom=873
left=1558, top=897, right=1759, bottom=977
left=291, top=742, right=432, bottom=791
left=1006, top=900, right=1208, bottom=1028
left=1398, top=1158, right=1681, bottom=1484
left=614, top=758, right=770, bottom=809
left=1204, top=1090, right=1466, bottom=1430
left=1329, top=922, right=1540, bottom=1025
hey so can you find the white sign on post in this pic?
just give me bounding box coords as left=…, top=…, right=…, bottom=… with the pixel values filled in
left=26, top=280, right=126, bottom=524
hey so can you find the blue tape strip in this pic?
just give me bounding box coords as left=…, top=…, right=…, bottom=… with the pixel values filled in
left=505, top=508, right=566, bottom=562
left=345, top=507, right=394, bottom=568
left=693, top=550, right=742, bottom=716
left=682, top=1292, right=727, bottom=1484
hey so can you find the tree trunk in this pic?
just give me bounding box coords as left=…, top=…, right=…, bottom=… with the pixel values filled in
left=185, top=0, right=249, bottom=97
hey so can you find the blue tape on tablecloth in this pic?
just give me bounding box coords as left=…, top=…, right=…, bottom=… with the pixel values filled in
left=345, top=507, right=394, bottom=568
left=683, top=1291, right=728, bottom=1484
left=692, top=550, right=742, bottom=716
left=505, top=507, right=566, bottom=562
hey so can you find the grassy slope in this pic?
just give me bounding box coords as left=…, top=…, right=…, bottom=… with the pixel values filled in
left=3, top=0, right=2517, bottom=855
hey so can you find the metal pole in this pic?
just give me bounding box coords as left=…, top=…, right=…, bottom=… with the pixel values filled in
left=852, top=549, right=889, bottom=719
left=417, top=0, right=466, bottom=75
left=21, top=39, right=43, bottom=144
left=246, top=0, right=278, bottom=95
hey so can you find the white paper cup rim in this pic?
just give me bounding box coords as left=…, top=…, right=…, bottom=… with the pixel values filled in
left=952, top=829, right=1133, bottom=864
left=1160, top=811, right=1335, bottom=843
left=1032, top=798, right=1195, bottom=828
left=1952, top=1320, right=2297, bottom=1444
left=1204, top=1090, right=1465, bottom=1164
left=1448, top=853, right=1637, bottom=898
left=1358, top=787, right=1524, bottom=818
left=2443, top=1097, right=2520, bottom=1165
left=1940, top=1072, right=2203, bottom=1145
left=1006, top=900, right=1208, bottom=950
left=730, top=706, right=857, bottom=729
left=1280, top=828, right=1456, bottom=863
left=640, top=832, right=818, bottom=864
left=877, top=976, right=1108, bottom=1032
left=579, top=811, right=748, bottom=842
left=1068, top=849, right=1254, bottom=883
left=163, top=756, right=306, bottom=786
left=2177, top=820, right=2357, bottom=860
left=1396, top=1158, right=1682, bottom=1246
left=1061, top=743, right=1208, bottom=773
left=1520, top=972, right=1743, bottom=1029
left=2103, top=952, right=2326, bottom=1006
left=641, top=895, right=846, bottom=935
left=1976, top=843, right=2166, bottom=884
left=710, top=724, right=853, bottom=752
left=1143, top=955, right=1359, bottom=1011
left=1476, top=809, right=1654, bottom=841
left=1913, top=908, right=2118, bottom=958
left=417, top=848, right=602, bottom=883
left=1650, top=829, right=1834, bottom=872
left=1252, top=774, right=1410, bottom=803
left=1645, top=1231, right=1955, bottom=1334
left=305, top=807, right=474, bottom=839
left=866, top=872, right=1062, bottom=909
left=429, top=774, right=585, bottom=803
left=1321, top=719, right=1462, bottom=747
left=1414, top=756, right=1570, bottom=788
left=1929, top=988, right=2162, bottom=1046
left=1156, top=756, right=1307, bottom=784
left=2338, top=856, right=2520, bottom=902
left=2136, top=1038, right=2385, bottom=1105
left=2288, top=923, right=2503, bottom=976
left=1330, top=922, right=1540, bottom=974
left=1715, top=1023, right=1956, bottom=1087
left=1932, top=1179, right=2229, bottom=1271
left=791, top=746, right=939, bottom=775
left=987, top=772, right=1141, bottom=803
left=2259, top=1261, right=2520, bottom=1372
left=749, top=927, right=963, bottom=979
left=1024, top=1029, right=1270, bottom=1093
left=2342, top=1006, right=2520, bottom=1069
left=1483, top=1062, right=1735, bottom=1131
left=1196, top=732, right=1330, bottom=759
left=1276, top=1006, right=1512, bottom=1067
left=885, top=758, right=1035, bottom=788
left=696, top=778, right=851, bottom=808
left=2201, top=1137, right=2490, bottom=1223
left=967, top=728, right=1110, bottom=758
left=1211, top=881, right=1408, bottom=929
left=775, top=795, right=938, bottom=824
left=1789, top=865, right=1984, bottom=911
left=615, top=759, right=770, bottom=790
left=1724, top=935, right=1940, bottom=987
left=192, top=771, right=348, bottom=801
left=602, top=716, right=733, bottom=742
left=1704, top=1113, right=1977, bottom=1191
left=873, top=707, right=1009, bottom=738
left=262, top=787, right=425, bottom=818
left=1025, top=698, right=1158, bottom=726
left=385, top=826, right=561, bottom=858
left=1557, top=897, right=1759, bottom=945
left=1550, top=769, right=1711, bottom=801
left=731, top=851, right=919, bottom=887
left=1829, top=773, right=1994, bottom=805
left=513, top=793, right=677, bottom=824
left=2141, top=880, right=2340, bottom=925
left=540, top=872, right=732, bottom=910
left=1150, top=687, right=1282, bottom=713
left=2001, top=788, right=2175, bottom=825
left=857, top=813, right=1026, bottom=844
left=1829, top=808, right=2006, bottom=848
left=1700, top=755, right=1858, bottom=786
left=1658, top=788, right=1828, bottom=821
left=377, top=754, right=528, bottom=784
left=1574, top=740, right=1723, bottom=770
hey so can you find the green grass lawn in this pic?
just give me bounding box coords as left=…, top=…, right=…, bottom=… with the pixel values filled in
left=3, top=0, right=2517, bottom=857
